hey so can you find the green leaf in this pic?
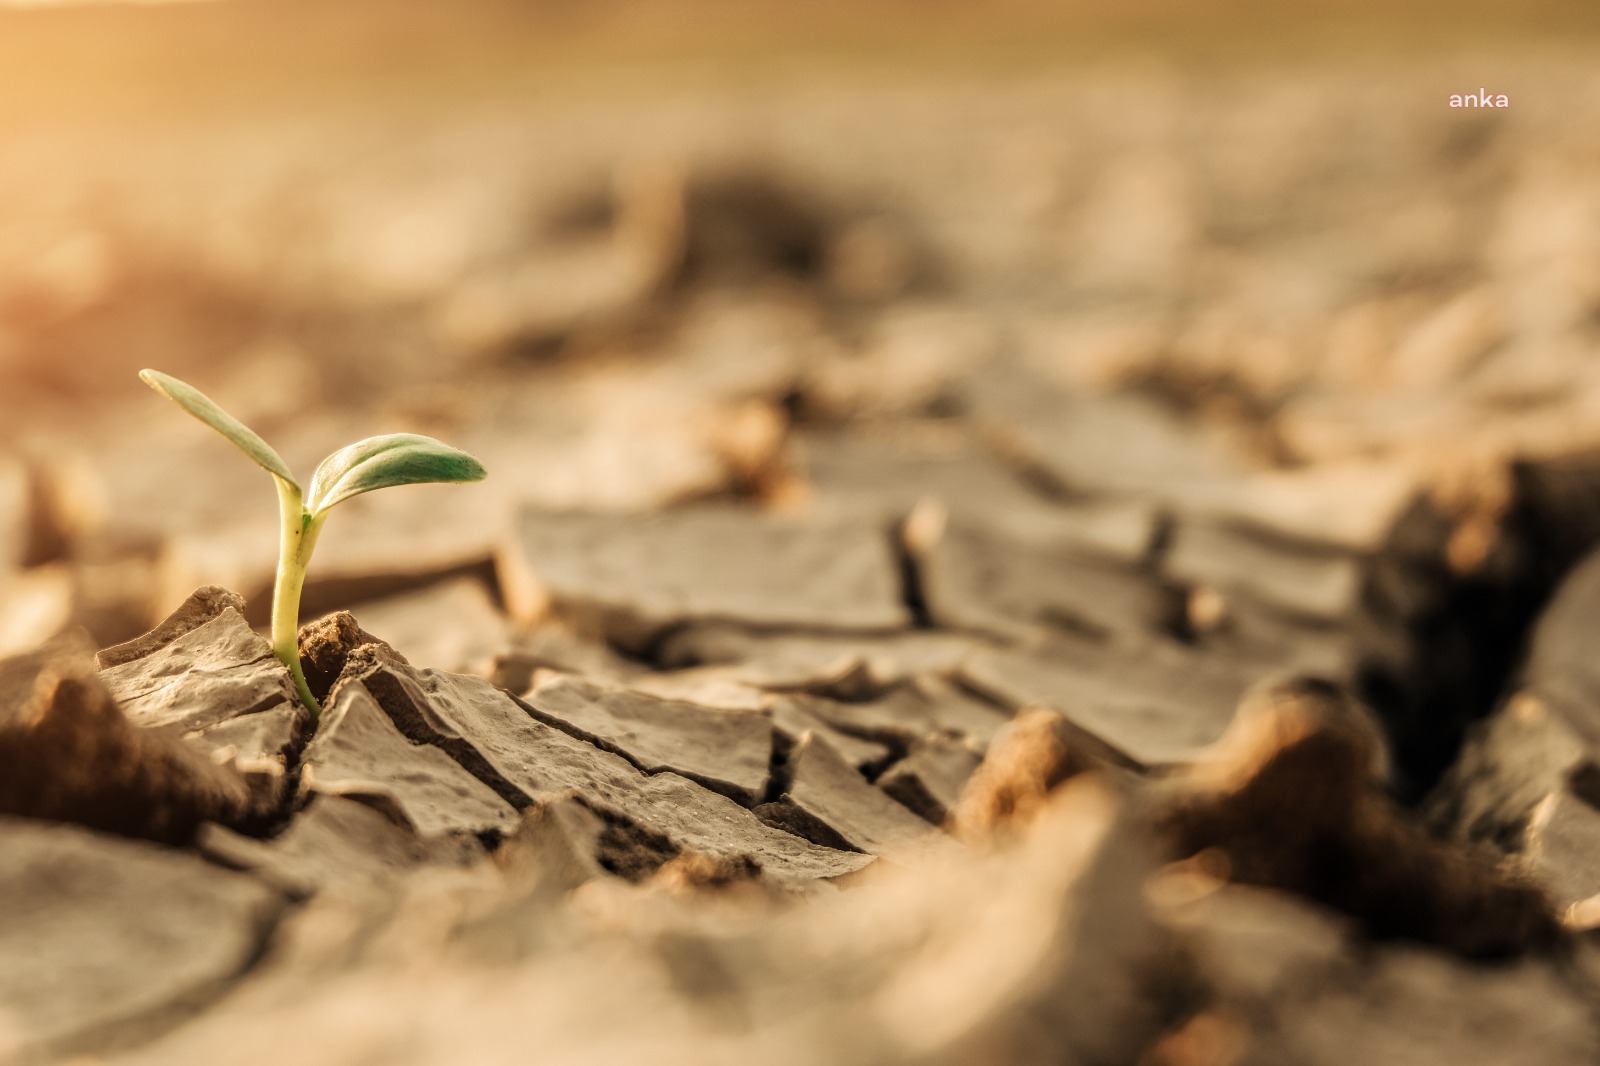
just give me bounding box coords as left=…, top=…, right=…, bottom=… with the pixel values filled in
left=306, top=433, right=486, bottom=515
left=139, top=369, right=299, bottom=489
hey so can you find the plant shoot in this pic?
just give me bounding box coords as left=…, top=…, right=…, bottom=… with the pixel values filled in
left=139, top=369, right=487, bottom=716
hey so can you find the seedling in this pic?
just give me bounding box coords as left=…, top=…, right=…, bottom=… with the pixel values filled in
left=139, top=369, right=486, bottom=716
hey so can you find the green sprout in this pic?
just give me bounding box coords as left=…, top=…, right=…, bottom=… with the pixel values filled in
left=139, top=369, right=486, bottom=717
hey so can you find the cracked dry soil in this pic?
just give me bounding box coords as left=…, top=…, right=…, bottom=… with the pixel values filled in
left=8, top=7, right=1600, bottom=1063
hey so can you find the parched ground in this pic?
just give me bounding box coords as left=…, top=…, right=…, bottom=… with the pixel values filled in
left=5, top=3, right=1600, bottom=1063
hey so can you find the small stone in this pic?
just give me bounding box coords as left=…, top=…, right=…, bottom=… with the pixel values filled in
left=299, top=683, right=520, bottom=841
left=879, top=736, right=982, bottom=825
left=756, top=732, right=945, bottom=858
left=497, top=505, right=909, bottom=650
left=0, top=816, right=284, bottom=1058
left=520, top=674, right=773, bottom=806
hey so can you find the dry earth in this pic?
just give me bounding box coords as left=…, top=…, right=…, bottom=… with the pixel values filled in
left=5, top=4, right=1600, bottom=1063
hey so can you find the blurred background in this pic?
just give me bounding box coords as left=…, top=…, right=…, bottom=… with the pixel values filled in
left=3, top=0, right=1600, bottom=793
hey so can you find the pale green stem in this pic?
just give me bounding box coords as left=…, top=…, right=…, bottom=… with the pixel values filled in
left=272, top=478, right=326, bottom=716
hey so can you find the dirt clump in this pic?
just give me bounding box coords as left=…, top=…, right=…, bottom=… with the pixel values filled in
left=1148, top=676, right=1560, bottom=957
left=951, top=706, right=1104, bottom=843
left=0, top=633, right=264, bottom=845
left=297, top=610, right=408, bottom=705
